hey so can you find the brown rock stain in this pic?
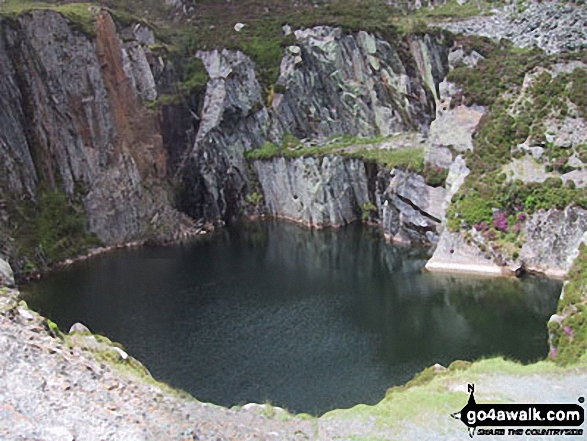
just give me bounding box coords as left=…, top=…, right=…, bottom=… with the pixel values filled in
left=94, top=11, right=167, bottom=182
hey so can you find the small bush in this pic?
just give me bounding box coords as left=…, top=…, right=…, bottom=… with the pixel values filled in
left=361, top=201, right=378, bottom=222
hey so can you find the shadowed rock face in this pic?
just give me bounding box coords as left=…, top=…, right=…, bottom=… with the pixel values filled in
left=178, top=50, right=269, bottom=222
left=0, top=10, right=190, bottom=267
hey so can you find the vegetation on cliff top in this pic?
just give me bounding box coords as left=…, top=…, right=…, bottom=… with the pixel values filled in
left=446, top=36, right=587, bottom=260
left=549, top=244, right=587, bottom=365
left=0, top=1, right=98, bottom=36
left=246, top=134, right=426, bottom=173
left=0, top=0, right=492, bottom=96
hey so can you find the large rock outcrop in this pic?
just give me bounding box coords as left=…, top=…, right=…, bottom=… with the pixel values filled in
left=254, top=156, right=370, bottom=227
left=272, top=28, right=445, bottom=140
left=0, top=9, right=192, bottom=269
left=379, top=169, right=446, bottom=244
left=179, top=27, right=450, bottom=224
left=179, top=50, right=269, bottom=222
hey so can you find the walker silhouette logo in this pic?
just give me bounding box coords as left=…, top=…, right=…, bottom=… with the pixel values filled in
left=450, top=384, right=585, bottom=438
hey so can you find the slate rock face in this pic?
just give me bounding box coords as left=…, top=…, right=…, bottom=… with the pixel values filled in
left=254, top=156, right=370, bottom=227
left=0, top=10, right=190, bottom=270
left=179, top=28, right=449, bottom=224
left=379, top=169, right=446, bottom=244
left=179, top=50, right=269, bottom=222
left=271, top=27, right=445, bottom=141
left=254, top=157, right=447, bottom=245
left=521, top=207, right=587, bottom=278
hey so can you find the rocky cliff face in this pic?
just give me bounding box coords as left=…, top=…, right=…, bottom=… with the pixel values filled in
left=0, top=6, right=452, bottom=271
left=0, top=9, right=192, bottom=271
left=272, top=28, right=444, bottom=139
left=179, top=28, right=450, bottom=225
left=254, top=156, right=370, bottom=227
left=379, top=169, right=446, bottom=244
left=179, top=49, right=269, bottom=222
left=254, top=154, right=449, bottom=245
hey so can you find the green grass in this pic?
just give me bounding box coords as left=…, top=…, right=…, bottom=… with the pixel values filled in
left=446, top=35, right=587, bottom=236
left=348, top=146, right=424, bottom=172
left=321, top=356, right=581, bottom=431
left=0, top=1, right=98, bottom=36
left=8, top=188, right=101, bottom=274
left=246, top=134, right=425, bottom=172
left=246, top=134, right=386, bottom=160
left=549, top=244, right=587, bottom=365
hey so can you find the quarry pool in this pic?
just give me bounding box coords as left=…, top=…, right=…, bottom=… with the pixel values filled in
left=23, top=221, right=561, bottom=415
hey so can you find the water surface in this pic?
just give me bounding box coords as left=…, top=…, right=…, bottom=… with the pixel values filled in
left=23, top=221, right=561, bottom=415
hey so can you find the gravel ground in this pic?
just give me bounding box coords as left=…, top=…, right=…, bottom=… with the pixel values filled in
left=434, top=2, right=587, bottom=54
left=0, top=290, right=317, bottom=441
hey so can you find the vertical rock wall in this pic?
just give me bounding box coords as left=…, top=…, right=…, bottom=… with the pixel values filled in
left=0, top=10, right=190, bottom=268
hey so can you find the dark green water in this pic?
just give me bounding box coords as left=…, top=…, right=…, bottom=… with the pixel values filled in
left=23, top=221, right=561, bottom=415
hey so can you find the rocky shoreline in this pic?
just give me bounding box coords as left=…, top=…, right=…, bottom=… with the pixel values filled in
left=1, top=262, right=317, bottom=440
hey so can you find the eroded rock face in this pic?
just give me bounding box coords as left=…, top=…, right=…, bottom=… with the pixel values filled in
left=379, top=169, right=446, bottom=244
left=254, top=156, right=370, bottom=227
left=272, top=27, right=447, bottom=140
left=179, top=50, right=268, bottom=222
left=521, top=207, right=587, bottom=278
left=0, top=10, right=191, bottom=270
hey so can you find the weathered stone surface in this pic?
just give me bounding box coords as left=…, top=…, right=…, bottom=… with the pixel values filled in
left=272, top=27, right=447, bottom=140
left=122, top=41, right=157, bottom=101
left=443, top=155, right=470, bottom=212
left=521, top=207, right=587, bottom=278
left=379, top=169, right=446, bottom=244
left=69, top=322, right=91, bottom=334
left=0, top=10, right=191, bottom=270
left=501, top=156, right=553, bottom=184
left=408, top=34, right=450, bottom=101
left=436, top=2, right=587, bottom=54
left=180, top=49, right=268, bottom=222
left=429, top=104, right=484, bottom=151
left=0, top=291, right=315, bottom=440
left=0, top=259, right=14, bottom=288
left=254, top=156, right=370, bottom=227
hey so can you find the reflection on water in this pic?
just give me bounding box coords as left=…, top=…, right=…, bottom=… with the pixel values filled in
left=23, top=221, right=561, bottom=415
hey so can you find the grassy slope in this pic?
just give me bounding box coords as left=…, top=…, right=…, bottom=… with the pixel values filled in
left=549, top=244, right=587, bottom=365
left=320, top=356, right=587, bottom=439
